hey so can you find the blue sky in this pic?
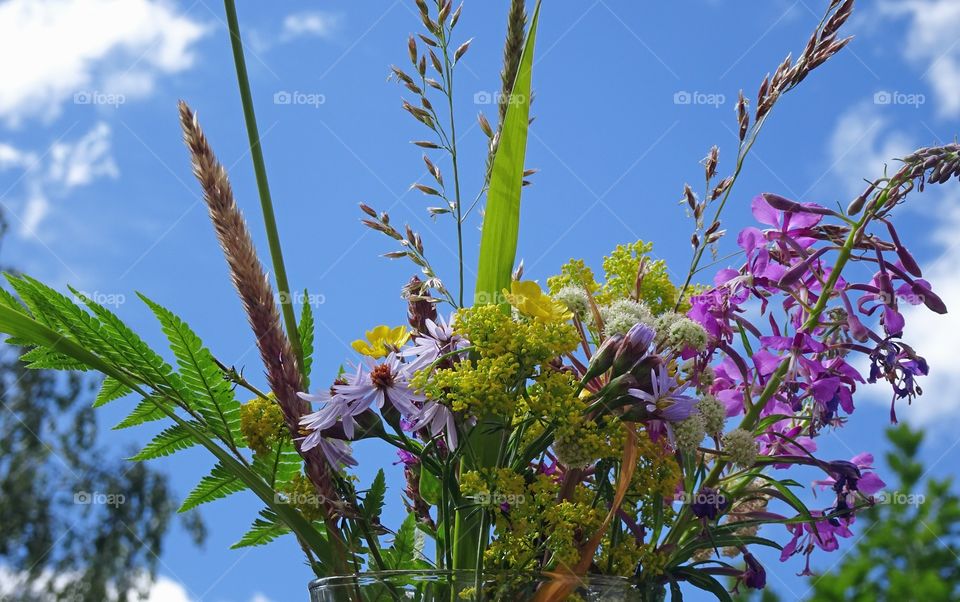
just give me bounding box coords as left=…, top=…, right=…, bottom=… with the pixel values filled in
left=1, top=0, right=960, bottom=600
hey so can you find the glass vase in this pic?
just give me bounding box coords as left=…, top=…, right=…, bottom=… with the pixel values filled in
left=309, top=570, right=666, bottom=601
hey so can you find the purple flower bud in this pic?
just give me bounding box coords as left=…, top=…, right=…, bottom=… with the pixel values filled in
left=742, top=553, right=767, bottom=590
left=582, top=333, right=624, bottom=381
left=612, top=323, right=656, bottom=375
left=762, top=192, right=835, bottom=216
left=778, top=248, right=828, bottom=288
left=913, top=281, right=948, bottom=314
left=884, top=221, right=923, bottom=278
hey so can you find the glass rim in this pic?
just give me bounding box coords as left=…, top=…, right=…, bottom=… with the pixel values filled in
left=309, top=569, right=639, bottom=591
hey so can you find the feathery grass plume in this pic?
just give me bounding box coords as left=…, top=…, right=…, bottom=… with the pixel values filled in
left=485, top=0, right=527, bottom=179
left=177, top=101, right=341, bottom=508
left=498, top=0, right=527, bottom=126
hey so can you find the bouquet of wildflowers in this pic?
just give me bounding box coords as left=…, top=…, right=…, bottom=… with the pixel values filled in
left=0, top=0, right=955, bottom=599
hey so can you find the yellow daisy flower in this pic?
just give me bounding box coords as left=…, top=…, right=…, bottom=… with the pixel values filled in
left=351, top=325, right=411, bottom=358
left=503, top=280, right=572, bottom=323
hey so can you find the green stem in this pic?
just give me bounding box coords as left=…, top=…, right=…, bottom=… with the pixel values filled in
left=222, top=0, right=305, bottom=378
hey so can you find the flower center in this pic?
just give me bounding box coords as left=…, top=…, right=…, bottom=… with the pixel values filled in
left=370, top=364, right=395, bottom=389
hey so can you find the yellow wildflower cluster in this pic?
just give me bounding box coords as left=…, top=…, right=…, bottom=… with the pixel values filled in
left=460, top=469, right=603, bottom=572
left=630, top=430, right=682, bottom=526
left=528, top=370, right=624, bottom=468
left=413, top=305, right=578, bottom=418
left=239, top=394, right=286, bottom=456
left=280, top=472, right=326, bottom=523
left=547, top=240, right=682, bottom=315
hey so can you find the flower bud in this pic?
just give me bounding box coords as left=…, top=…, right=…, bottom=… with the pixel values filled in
left=612, top=323, right=656, bottom=375
left=582, top=334, right=623, bottom=382
left=742, top=552, right=767, bottom=590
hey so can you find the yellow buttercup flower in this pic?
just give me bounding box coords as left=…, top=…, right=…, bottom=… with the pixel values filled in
left=503, top=280, right=572, bottom=323
left=351, top=325, right=410, bottom=357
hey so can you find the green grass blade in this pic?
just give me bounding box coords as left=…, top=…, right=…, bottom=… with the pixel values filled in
left=474, top=0, right=542, bottom=305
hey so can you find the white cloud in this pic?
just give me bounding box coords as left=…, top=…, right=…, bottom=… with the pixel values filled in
left=0, top=567, right=194, bottom=601
left=875, top=0, right=960, bottom=118
left=250, top=594, right=276, bottom=602
left=0, top=0, right=208, bottom=126
left=860, top=196, right=960, bottom=427
left=827, top=103, right=914, bottom=197
left=1, top=122, right=118, bottom=235
left=281, top=11, right=341, bottom=41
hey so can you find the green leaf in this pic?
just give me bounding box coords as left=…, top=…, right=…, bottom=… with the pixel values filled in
left=232, top=509, right=293, bottom=549
left=419, top=467, right=441, bottom=507
left=114, top=395, right=172, bottom=430
left=672, top=568, right=732, bottom=602
left=298, top=292, right=315, bottom=389
left=139, top=294, right=242, bottom=447
left=0, top=285, right=26, bottom=314
left=252, top=436, right=301, bottom=489
left=20, top=346, right=90, bottom=370
left=130, top=423, right=201, bottom=461
left=474, top=0, right=542, bottom=305
left=0, top=285, right=335, bottom=570
left=179, top=462, right=245, bottom=512
left=362, top=469, right=387, bottom=524
left=94, top=376, right=132, bottom=408
left=383, top=512, right=419, bottom=569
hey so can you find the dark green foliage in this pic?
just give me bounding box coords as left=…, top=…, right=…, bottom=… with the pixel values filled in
left=0, top=348, right=205, bottom=601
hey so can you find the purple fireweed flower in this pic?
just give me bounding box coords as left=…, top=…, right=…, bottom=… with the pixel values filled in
left=814, top=452, right=885, bottom=514
left=750, top=193, right=823, bottom=248
left=780, top=511, right=855, bottom=574
left=741, top=552, right=767, bottom=590
left=868, top=340, right=929, bottom=422
left=395, top=448, right=419, bottom=466
left=758, top=417, right=817, bottom=469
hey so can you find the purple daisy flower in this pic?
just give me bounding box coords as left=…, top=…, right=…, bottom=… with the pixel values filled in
left=402, top=314, right=468, bottom=373
left=410, top=400, right=458, bottom=449
left=628, top=367, right=698, bottom=421
left=298, top=427, right=357, bottom=468
left=334, top=353, right=424, bottom=419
